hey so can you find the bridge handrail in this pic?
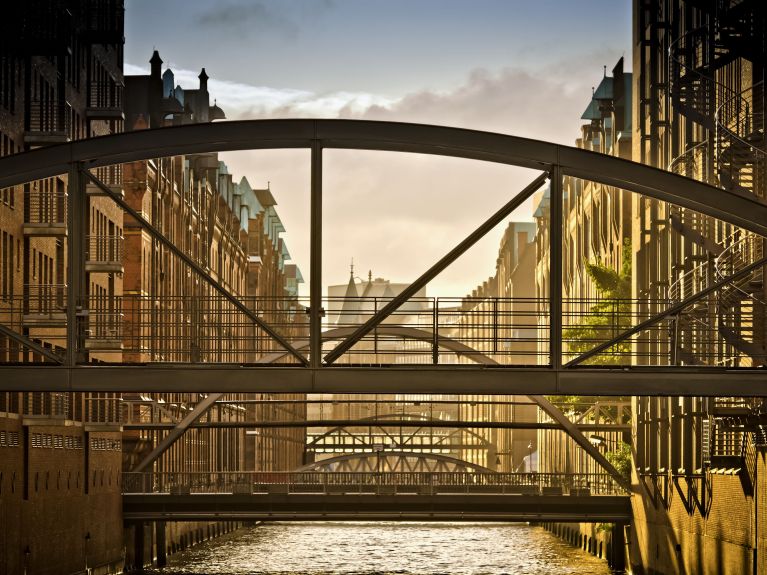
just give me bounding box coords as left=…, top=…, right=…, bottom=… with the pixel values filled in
left=121, top=471, right=627, bottom=496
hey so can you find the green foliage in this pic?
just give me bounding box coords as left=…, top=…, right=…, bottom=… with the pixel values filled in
left=596, top=523, right=614, bottom=533
left=605, top=441, right=632, bottom=480
left=563, top=237, right=632, bottom=365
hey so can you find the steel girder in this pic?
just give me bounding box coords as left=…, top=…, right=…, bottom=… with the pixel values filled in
left=5, top=364, right=767, bottom=395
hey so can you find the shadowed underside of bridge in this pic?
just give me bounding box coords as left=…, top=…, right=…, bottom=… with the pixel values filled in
left=121, top=493, right=632, bottom=523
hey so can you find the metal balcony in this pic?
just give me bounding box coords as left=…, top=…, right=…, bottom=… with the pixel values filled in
left=86, top=166, right=123, bottom=198
left=22, top=284, right=67, bottom=327
left=23, top=190, right=67, bottom=236
left=86, top=81, right=124, bottom=120
left=83, top=296, right=123, bottom=351
left=85, top=235, right=124, bottom=273
left=24, top=100, right=72, bottom=146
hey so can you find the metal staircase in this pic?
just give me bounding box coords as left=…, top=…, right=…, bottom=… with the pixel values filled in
left=713, top=233, right=767, bottom=366
left=670, top=27, right=737, bottom=131
left=715, top=83, right=765, bottom=200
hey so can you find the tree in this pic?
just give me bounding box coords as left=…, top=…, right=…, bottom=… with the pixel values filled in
left=605, top=441, right=632, bottom=480
left=563, top=237, right=632, bottom=365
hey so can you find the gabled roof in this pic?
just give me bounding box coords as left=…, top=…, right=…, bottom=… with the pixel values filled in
left=593, top=75, right=614, bottom=100
left=255, top=187, right=277, bottom=207
left=580, top=98, right=602, bottom=121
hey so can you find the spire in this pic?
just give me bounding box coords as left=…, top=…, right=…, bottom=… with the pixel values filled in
left=150, top=50, right=163, bottom=79
left=339, top=265, right=361, bottom=325
left=199, top=67, right=209, bottom=91
left=350, top=258, right=355, bottom=278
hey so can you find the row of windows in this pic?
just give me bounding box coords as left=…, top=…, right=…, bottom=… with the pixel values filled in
left=0, top=56, right=19, bottom=112
left=25, top=434, right=120, bottom=451
left=30, top=433, right=83, bottom=450
left=0, top=430, right=20, bottom=447
left=90, top=437, right=121, bottom=451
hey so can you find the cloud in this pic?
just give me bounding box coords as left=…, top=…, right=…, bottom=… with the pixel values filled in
left=127, top=51, right=608, bottom=144
left=196, top=2, right=299, bottom=38
left=194, top=0, right=335, bottom=39
left=127, top=53, right=617, bottom=296
left=124, top=62, right=395, bottom=119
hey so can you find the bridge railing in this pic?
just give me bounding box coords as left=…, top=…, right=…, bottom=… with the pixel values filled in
left=122, top=471, right=627, bottom=496
left=2, top=289, right=764, bottom=367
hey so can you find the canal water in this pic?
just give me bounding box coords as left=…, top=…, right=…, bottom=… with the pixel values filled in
left=145, top=522, right=613, bottom=574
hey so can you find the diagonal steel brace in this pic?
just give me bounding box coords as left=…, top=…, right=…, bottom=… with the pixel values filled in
left=82, top=168, right=308, bottom=365
left=0, top=323, right=63, bottom=363
left=323, top=171, right=549, bottom=365
left=565, top=254, right=767, bottom=367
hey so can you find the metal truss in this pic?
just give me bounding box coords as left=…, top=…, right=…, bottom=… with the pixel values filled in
left=305, top=414, right=494, bottom=454
left=0, top=119, right=764, bottom=391
left=298, top=450, right=496, bottom=474
left=120, top=326, right=631, bottom=488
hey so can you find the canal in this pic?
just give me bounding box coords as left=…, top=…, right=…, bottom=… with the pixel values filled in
left=144, top=522, right=614, bottom=574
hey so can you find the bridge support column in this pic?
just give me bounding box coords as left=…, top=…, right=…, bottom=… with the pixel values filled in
left=133, top=522, right=145, bottom=572
left=610, top=523, right=626, bottom=571
left=156, top=521, right=167, bottom=567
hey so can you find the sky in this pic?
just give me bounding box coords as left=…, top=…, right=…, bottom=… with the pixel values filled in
left=124, top=0, right=632, bottom=297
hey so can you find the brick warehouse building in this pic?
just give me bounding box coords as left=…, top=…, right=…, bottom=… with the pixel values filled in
left=0, top=4, right=306, bottom=574
left=0, top=2, right=126, bottom=573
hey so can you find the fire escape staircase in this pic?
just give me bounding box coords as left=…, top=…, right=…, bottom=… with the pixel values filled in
left=668, top=234, right=766, bottom=366
left=670, top=27, right=737, bottom=131
left=713, top=234, right=766, bottom=365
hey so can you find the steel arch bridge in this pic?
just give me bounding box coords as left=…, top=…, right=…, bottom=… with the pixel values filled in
left=1, top=119, right=765, bottom=397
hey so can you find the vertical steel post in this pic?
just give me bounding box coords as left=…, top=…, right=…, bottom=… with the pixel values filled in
left=493, top=297, right=498, bottom=354
left=310, top=138, right=323, bottom=368
left=66, top=163, right=87, bottom=366
left=549, top=166, right=563, bottom=372
left=432, top=297, right=439, bottom=365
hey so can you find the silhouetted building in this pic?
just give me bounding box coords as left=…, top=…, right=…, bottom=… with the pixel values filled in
left=629, top=2, right=766, bottom=573
left=0, top=2, right=126, bottom=573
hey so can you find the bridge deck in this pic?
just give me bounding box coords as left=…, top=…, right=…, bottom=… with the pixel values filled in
left=123, top=493, right=631, bottom=523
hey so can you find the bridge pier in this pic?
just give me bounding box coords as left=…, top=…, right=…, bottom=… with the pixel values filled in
left=156, top=521, right=167, bottom=567
left=610, top=523, right=626, bottom=572
left=131, top=521, right=145, bottom=572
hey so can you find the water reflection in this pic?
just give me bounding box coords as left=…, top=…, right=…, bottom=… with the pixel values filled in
left=148, top=522, right=612, bottom=575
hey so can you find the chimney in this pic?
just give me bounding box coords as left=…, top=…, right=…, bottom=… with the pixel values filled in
left=199, top=68, right=209, bottom=92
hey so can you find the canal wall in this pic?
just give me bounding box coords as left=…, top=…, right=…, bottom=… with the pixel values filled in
left=540, top=521, right=626, bottom=572
left=124, top=520, right=246, bottom=571
left=626, top=448, right=767, bottom=575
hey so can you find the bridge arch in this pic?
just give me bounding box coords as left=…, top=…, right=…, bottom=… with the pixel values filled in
left=298, top=450, right=496, bottom=474
left=0, top=119, right=763, bottom=234
left=305, top=413, right=492, bottom=451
